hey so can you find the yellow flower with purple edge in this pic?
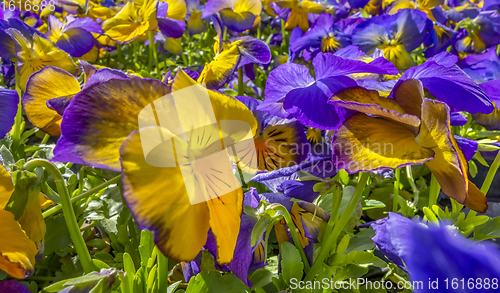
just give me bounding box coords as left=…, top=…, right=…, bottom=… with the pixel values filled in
left=329, top=79, right=488, bottom=212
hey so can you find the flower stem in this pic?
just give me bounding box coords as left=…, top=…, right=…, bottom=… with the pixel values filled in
left=481, top=150, right=500, bottom=195
left=273, top=205, right=311, bottom=272
left=406, top=165, right=419, bottom=207
left=43, top=175, right=121, bottom=218
left=392, top=168, right=401, bottom=213
left=322, top=186, right=342, bottom=241
left=305, top=172, right=369, bottom=282
left=148, top=31, right=156, bottom=74
left=238, top=67, right=244, bottom=96
left=23, top=159, right=93, bottom=274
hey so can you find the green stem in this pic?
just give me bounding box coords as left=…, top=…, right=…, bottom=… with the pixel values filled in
left=32, top=133, right=50, bottom=158
left=280, top=19, right=286, bottom=52
left=274, top=205, right=311, bottom=272
left=406, top=165, right=419, bottom=207
left=305, top=172, right=369, bottom=282
left=23, top=159, right=93, bottom=274
left=429, top=174, right=440, bottom=207
left=78, top=167, right=86, bottom=195
left=43, top=175, right=121, bottom=218
left=322, top=186, right=342, bottom=242
left=117, top=44, right=123, bottom=64
left=481, top=150, right=500, bottom=195
left=148, top=31, right=155, bottom=74
left=238, top=67, right=244, bottom=96
left=12, top=62, right=22, bottom=155
left=392, top=168, right=401, bottom=213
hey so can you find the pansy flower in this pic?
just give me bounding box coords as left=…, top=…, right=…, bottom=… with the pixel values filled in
left=22, top=66, right=127, bottom=136
left=197, top=19, right=271, bottom=89
left=0, top=166, right=38, bottom=279
left=203, top=0, right=262, bottom=32
left=185, top=0, right=206, bottom=36
left=4, top=28, right=77, bottom=91
left=119, top=70, right=257, bottom=263
left=236, top=96, right=309, bottom=171
left=423, top=22, right=457, bottom=57
left=329, top=79, right=488, bottom=212
left=352, top=9, right=431, bottom=70
left=455, top=11, right=500, bottom=54
left=45, top=15, right=102, bottom=57
left=102, top=0, right=159, bottom=43
left=290, top=13, right=354, bottom=56
left=271, top=0, right=327, bottom=32
left=258, top=51, right=397, bottom=130
left=156, top=0, right=187, bottom=38
left=386, top=0, right=444, bottom=21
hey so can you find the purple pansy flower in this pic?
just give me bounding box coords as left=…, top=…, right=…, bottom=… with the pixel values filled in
left=259, top=52, right=398, bottom=129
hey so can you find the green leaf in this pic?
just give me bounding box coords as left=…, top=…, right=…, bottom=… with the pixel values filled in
left=332, top=264, right=368, bottom=282
left=337, top=251, right=386, bottom=269
left=248, top=268, right=275, bottom=289
left=167, top=281, right=182, bottom=293
left=123, top=252, right=136, bottom=290
left=251, top=215, right=272, bottom=247
left=139, top=230, right=154, bottom=267
left=336, top=234, right=351, bottom=255
left=474, top=217, right=500, bottom=241
left=344, top=228, right=376, bottom=254
left=147, top=265, right=157, bottom=292
left=338, top=169, right=350, bottom=185
left=362, top=199, right=387, bottom=210
left=469, top=160, right=478, bottom=178
left=91, top=259, right=111, bottom=270
left=0, top=145, right=15, bottom=169
left=186, top=271, right=250, bottom=293
left=280, top=242, right=304, bottom=285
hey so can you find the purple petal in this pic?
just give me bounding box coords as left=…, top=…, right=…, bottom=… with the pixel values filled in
left=231, top=36, right=271, bottom=66
left=259, top=63, right=314, bottom=118
left=371, top=213, right=414, bottom=271
left=406, top=224, right=500, bottom=291
left=0, top=88, right=18, bottom=139
left=450, top=112, right=468, bottom=126
left=202, top=0, right=233, bottom=18
left=0, top=280, right=31, bottom=293
left=157, top=17, right=186, bottom=38
left=84, top=68, right=128, bottom=88
left=56, top=28, right=95, bottom=57
left=46, top=96, right=73, bottom=116
left=66, top=16, right=103, bottom=34
left=312, top=53, right=398, bottom=80
left=396, top=60, right=494, bottom=114
left=454, top=135, right=478, bottom=161
left=220, top=10, right=256, bottom=32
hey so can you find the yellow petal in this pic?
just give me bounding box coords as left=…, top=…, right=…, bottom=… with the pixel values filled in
left=0, top=166, right=14, bottom=210
left=23, top=67, right=80, bottom=136
left=330, top=86, right=421, bottom=128
left=120, top=128, right=211, bottom=262
left=18, top=197, right=46, bottom=249
left=392, top=79, right=424, bottom=118
left=234, top=0, right=263, bottom=15
left=418, top=99, right=469, bottom=204
left=197, top=44, right=241, bottom=89
left=0, top=210, right=37, bottom=279
left=165, top=0, right=187, bottom=20
left=464, top=180, right=488, bottom=213
left=207, top=188, right=242, bottom=264
left=333, top=113, right=434, bottom=173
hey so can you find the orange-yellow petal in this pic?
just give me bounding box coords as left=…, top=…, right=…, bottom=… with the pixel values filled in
left=330, top=86, right=421, bottom=128
left=332, top=113, right=434, bottom=173
left=0, top=210, right=37, bottom=279
left=0, top=166, right=14, bottom=210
